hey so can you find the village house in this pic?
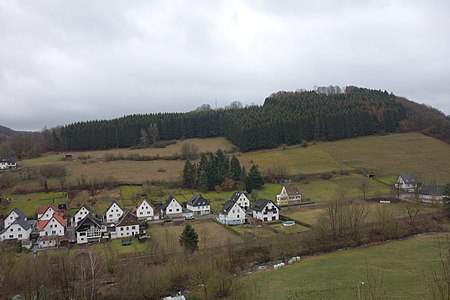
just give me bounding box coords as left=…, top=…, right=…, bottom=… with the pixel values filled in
left=115, top=211, right=140, bottom=238
left=104, top=201, right=124, bottom=223
left=75, top=214, right=107, bottom=244
left=251, top=198, right=280, bottom=223
left=187, top=194, right=210, bottom=215
left=395, top=174, right=418, bottom=192
left=419, top=185, right=446, bottom=203
left=37, top=213, right=67, bottom=248
left=4, top=208, right=27, bottom=228
left=161, top=196, right=183, bottom=218
left=36, top=205, right=63, bottom=221
left=229, top=191, right=250, bottom=210
left=218, top=198, right=246, bottom=225
left=133, top=199, right=159, bottom=221
left=72, top=204, right=93, bottom=226
left=0, top=217, right=32, bottom=242
left=276, top=185, right=302, bottom=206
left=0, top=157, right=17, bottom=170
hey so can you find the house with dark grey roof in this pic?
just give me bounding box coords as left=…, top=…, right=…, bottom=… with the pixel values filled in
left=218, top=198, right=245, bottom=225
left=395, top=174, right=418, bottom=192
left=0, top=216, right=32, bottom=242
left=161, top=196, right=183, bottom=218
left=419, top=185, right=446, bottom=203
left=104, top=201, right=124, bottom=223
left=187, top=194, right=210, bottom=215
left=4, top=207, right=27, bottom=228
left=75, top=214, right=107, bottom=244
left=0, top=157, right=17, bottom=170
left=73, top=204, right=93, bottom=227
left=276, top=185, right=302, bottom=206
left=251, top=198, right=279, bottom=223
left=115, top=211, right=139, bottom=238
left=230, top=192, right=250, bottom=210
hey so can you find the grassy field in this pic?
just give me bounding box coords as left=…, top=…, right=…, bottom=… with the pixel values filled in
left=239, top=233, right=447, bottom=299
left=318, top=132, right=450, bottom=183
left=147, top=221, right=241, bottom=253
left=0, top=191, right=66, bottom=217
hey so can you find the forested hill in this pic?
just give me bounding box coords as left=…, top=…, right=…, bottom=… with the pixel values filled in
left=54, top=87, right=406, bottom=152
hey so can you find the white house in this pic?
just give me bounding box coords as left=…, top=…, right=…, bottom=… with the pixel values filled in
left=134, top=200, right=158, bottom=221
left=37, top=213, right=66, bottom=237
left=4, top=208, right=27, bottom=228
left=276, top=185, right=302, bottom=206
left=36, top=205, right=61, bottom=221
left=75, top=214, right=107, bottom=244
left=419, top=185, right=445, bottom=203
left=72, top=204, right=93, bottom=226
left=161, top=196, right=183, bottom=218
left=187, top=194, right=210, bottom=215
left=395, top=174, right=418, bottom=193
left=115, top=211, right=139, bottom=238
left=251, top=198, right=280, bottom=223
left=230, top=192, right=250, bottom=210
left=0, top=218, right=32, bottom=241
left=218, top=199, right=246, bottom=225
left=104, top=201, right=124, bottom=223
left=0, top=157, right=17, bottom=170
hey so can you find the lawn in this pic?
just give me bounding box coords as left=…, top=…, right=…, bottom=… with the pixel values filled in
left=119, top=185, right=144, bottom=199
left=238, top=233, right=447, bottom=299
left=270, top=222, right=310, bottom=233
left=147, top=221, right=241, bottom=253
left=231, top=225, right=278, bottom=238
left=0, top=191, right=66, bottom=217
left=282, top=207, right=328, bottom=226
left=89, top=236, right=152, bottom=255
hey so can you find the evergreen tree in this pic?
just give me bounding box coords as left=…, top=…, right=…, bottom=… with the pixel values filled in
left=246, top=164, right=264, bottom=193
left=179, top=224, right=199, bottom=252
left=148, top=123, right=159, bottom=144
left=182, top=159, right=195, bottom=188
left=230, top=155, right=242, bottom=181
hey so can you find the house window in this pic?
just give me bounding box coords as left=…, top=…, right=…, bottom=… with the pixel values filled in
left=264, top=217, right=268, bottom=222
left=18, top=234, right=22, bottom=238
left=18, top=228, right=21, bottom=231
left=10, top=228, right=13, bottom=232
left=169, top=209, right=172, bottom=212
left=109, top=214, right=113, bottom=218
left=237, top=215, right=240, bottom=218
left=140, top=212, right=143, bottom=215
left=126, top=226, right=129, bottom=230
left=121, top=227, right=124, bottom=231
left=272, top=216, right=276, bottom=221
left=9, top=235, right=13, bottom=238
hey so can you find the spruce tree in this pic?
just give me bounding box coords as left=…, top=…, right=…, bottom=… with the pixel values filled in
left=230, top=155, right=241, bottom=181
left=182, top=159, right=195, bottom=188
left=246, top=164, right=264, bottom=193
left=180, top=224, right=199, bottom=252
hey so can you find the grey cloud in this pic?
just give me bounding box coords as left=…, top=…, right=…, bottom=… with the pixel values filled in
left=0, top=0, right=449, bottom=131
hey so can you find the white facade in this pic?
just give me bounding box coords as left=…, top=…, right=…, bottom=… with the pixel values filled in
left=73, top=206, right=91, bottom=226
left=218, top=202, right=245, bottom=225
left=163, top=198, right=183, bottom=217
left=0, top=223, right=31, bottom=241
left=253, top=201, right=279, bottom=222
left=0, top=158, right=16, bottom=170
left=4, top=210, right=22, bottom=228
left=37, top=236, right=58, bottom=248
left=276, top=186, right=302, bottom=206
left=115, top=224, right=139, bottom=238
left=38, top=206, right=57, bottom=220
left=234, top=193, right=250, bottom=210
left=395, top=175, right=417, bottom=192
left=136, top=200, right=158, bottom=220
left=77, top=226, right=105, bottom=244
left=105, top=202, right=124, bottom=223
left=39, top=216, right=65, bottom=237
left=186, top=203, right=210, bottom=215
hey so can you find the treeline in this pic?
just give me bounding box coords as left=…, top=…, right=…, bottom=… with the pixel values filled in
left=45, top=87, right=405, bottom=152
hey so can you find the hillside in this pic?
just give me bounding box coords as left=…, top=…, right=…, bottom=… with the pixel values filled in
left=0, top=124, right=17, bottom=144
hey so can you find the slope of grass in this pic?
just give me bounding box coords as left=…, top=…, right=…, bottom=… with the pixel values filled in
left=239, top=233, right=446, bottom=299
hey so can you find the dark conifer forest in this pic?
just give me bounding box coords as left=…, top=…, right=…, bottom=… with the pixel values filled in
left=52, top=87, right=406, bottom=152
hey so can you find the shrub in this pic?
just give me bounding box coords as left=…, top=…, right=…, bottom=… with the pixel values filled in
left=320, top=172, right=333, bottom=180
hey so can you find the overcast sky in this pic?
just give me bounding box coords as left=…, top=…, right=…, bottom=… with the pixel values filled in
left=1, top=1, right=449, bottom=131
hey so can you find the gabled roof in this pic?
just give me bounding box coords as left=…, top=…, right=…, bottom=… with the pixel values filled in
left=36, top=205, right=62, bottom=216
left=162, top=196, right=178, bottom=210
left=37, top=213, right=66, bottom=231
left=187, top=194, right=210, bottom=207
left=230, top=191, right=248, bottom=202
left=284, top=185, right=301, bottom=196
left=399, top=174, right=417, bottom=184
left=116, top=211, right=139, bottom=227
left=11, top=217, right=31, bottom=230
left=221, top=199, right=240, bottom=214
left=420, top=185, right=445, bottom=196
left=80, top=203, right=92, bottom=212
left=76, top=214, right=103, bottom=231
left=0, top=157, right=17, bottom=163
left=104, top=201, right=123, bottom=214
left=251, top=198, right=278, bottom=212
left=11, top=208, right=27, bottom=220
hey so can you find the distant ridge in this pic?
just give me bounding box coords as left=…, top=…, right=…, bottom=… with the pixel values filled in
left=0, top=125, right=18, bottom=144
